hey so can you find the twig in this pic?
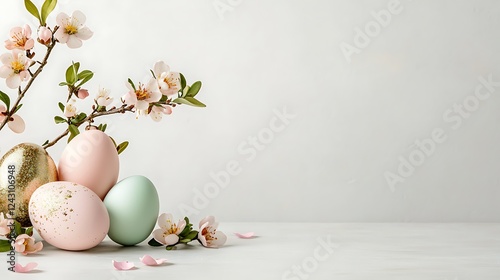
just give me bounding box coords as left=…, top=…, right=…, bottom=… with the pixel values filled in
left=43, top=104, right=135, bottom=149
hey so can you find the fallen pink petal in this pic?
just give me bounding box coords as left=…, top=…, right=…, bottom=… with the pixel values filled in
left=140, top=255, right=168, bottom=266
left=112, top=260, right=135, bottom=270
left=14, top=262, right=38, bottom=273
left=234, top=232, right=256, bottom=239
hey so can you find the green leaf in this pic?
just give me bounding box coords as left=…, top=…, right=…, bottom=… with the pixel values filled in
left=65, top=64, right=76, bottom=84
left=41, top=0, right=57, bottom=26
left=180, top=73, right=186, bottom=90
left=116, top=141, right=129, bottom=155
left=14, top=104, right=22, bottom=114
left=54, top=116, right=66, bottom=124
left=68, top=124, right=79, bottom=142
left=159, top=95, right=168, bottom=102
left=14, top=221, right=22, bottom=236
left=58, top=102, right=65, bottom=112
left=74, top=112, right=87, bottom=123
left=0, top=240, right=11, bottom=252
left=184, top=230, right=199, bottom=241
left=173, top=97, right=206, bottom=107
left=77, top=70, right=93, bottom=79
left=24, top=0, right=41, bottom=23
left=98, top=123, right=107, bottom=132
left=59, top=82, right=71, bottom=87
left=148, top=238, right=164, bottom=247
left=70, top=112, right=86, bottom=124
left=150, top=69, right=156, bottom=79
left=127, top=78, right=136, bottom=91
left=77, top=75, right=93, bottom=87
left=73, top=62, right=80, bottom=74
left=179, top=227, right=190, bottom=237
left=181, top=86, right=190, bottom=98
left=179, top=239, right=191, bottom=243
left=25, top=227, right=33, bottom=236
left=166, top=245, right=175, bottom=250
left=186, top=81, right=202, bottom=97
left=77, top=70, right=93, bottom=87
left=0, top=90, right=10, bottom=111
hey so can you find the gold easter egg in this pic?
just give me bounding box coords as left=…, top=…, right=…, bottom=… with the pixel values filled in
left=0, top=143, right=58, bottom=226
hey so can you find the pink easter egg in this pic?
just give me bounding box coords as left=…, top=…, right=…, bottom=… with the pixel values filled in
left=28, top=181, right=110, bottom=251
left=58, top=129, right=119, bottom=200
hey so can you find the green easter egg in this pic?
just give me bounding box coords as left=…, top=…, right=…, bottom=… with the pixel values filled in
left=104, top=175, right=160, bottom=246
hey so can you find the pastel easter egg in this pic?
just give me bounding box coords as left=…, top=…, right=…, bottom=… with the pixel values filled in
left=0, top=143, right=58, bottom=226
left=58, top=129, right=119, bottom=200
left=29, top=181, right=110, bottom=251
left=104, top=176, right=159, bottom=246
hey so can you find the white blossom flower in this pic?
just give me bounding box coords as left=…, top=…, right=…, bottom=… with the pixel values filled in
left=152, top=213, right=186, bottom=246
left=0, top=50, right=32, bottom=89
left=122, top=78, right=161, bottom=111
left=54, top=10, right=93, bottom=48
left=198, top=216, right=227, bottom=248
left=96, top=87, right=113, bottom=106
left=5, top=25, right=34, bottom=50
left=153, top=61, right=181, bottom=97
left=64, top=98, right=77, bottom=117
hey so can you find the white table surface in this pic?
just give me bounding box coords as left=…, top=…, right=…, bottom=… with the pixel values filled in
left=1, top=223, right=499, bottom=280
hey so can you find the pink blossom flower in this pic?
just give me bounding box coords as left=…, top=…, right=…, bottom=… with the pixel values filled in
left=152, top=213, right=186, bottom=246
left=76, top=88, right=89, bottom=99
left=153, top=61, right=181, bottom=97
left=5, top=25, right=34, bottom=51
left=122, top=78, right=161, bottom=111
left=13, top=234, right=43, bottom=255
left=0, top=50, right=32, bottom=89
left=95, top=87, right=113, bottom=106
left=150, top=104, right=172, bottom=122
left=198, top=216, right=227, bottom=248
left=0, top=104, right=25, bottom=133
left=54, top=11, right=93, bottom=49
left=0, top=212, right=13, bottom=236
left=37, top=26, right=52, bottom=45
left=64, top=98, right=77, bottom=117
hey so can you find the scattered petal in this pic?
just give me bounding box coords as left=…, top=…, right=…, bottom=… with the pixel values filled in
left=140, top=255, right=168, bottom=266
left=14, top=262, right=37, bottom=273
left=112, top=260, right=135, bottom=271
left=234, top=232, right=256, bottom=239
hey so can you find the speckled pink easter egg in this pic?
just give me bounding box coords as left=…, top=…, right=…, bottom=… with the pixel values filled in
left=58, top=129, right=119, bottom=200
left=28, top=181, right=110, bottom=251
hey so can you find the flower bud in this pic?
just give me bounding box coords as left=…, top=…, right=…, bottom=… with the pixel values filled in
left=37, top=26, right=52, bottom=45
left=76, top=89, right=89, bottom=99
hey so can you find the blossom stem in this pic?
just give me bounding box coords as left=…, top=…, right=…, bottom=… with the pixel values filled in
left=0, top=28, right=59, bottom=133
left=43, top=104, right=135, bottom=149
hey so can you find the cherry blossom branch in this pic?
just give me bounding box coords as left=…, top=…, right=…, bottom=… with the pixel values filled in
left=0, top=30, right=58, bottom=132
left=42, top=104, right=135, bottom=149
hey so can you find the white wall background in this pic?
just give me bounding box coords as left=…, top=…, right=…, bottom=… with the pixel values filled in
left=1, top=0, right=499, bottom=222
